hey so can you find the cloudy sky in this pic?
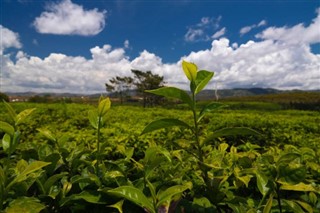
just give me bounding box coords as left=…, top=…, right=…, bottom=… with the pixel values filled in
left=1, top=0, right=319, bottom=94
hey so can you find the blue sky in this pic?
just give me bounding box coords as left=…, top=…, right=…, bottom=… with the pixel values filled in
left=1, top=0, right=320, bottom=93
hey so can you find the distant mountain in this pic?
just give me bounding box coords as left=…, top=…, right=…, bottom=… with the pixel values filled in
left=5, top=88, right=319, bottom=101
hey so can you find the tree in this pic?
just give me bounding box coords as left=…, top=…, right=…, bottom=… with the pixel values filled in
left=105, top=76, right=133, bottom=104
left=131, top=70, right=165, bottom=107
left=0, top=92, right=9, bottom=102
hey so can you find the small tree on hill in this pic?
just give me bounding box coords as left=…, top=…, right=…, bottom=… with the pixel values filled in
left=105, top=76, right=133, bottom=104
left=131, top=70, right=165, bottom=107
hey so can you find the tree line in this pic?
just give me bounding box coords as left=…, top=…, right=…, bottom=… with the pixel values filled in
left=105, top=70, right=165, bottom=107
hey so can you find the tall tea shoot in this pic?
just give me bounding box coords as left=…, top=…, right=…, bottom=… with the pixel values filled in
left=142, top=60, right=259, bottom=203
left=0, top=101, right=35, bottom=159
left=88, top=97, right=111, bottom=159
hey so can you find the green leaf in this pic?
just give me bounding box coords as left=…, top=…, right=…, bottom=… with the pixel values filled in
left=2, top=133, right=11, bottom=152
left=5, top=197, right=46, bottom=213
left=3, top=101, right=17, bottom=123
left=108, top=200, right=124, bottom=213
left=37, top=128, right=56, bottom=142
left=105, top=186, right=154, bottom=213
left=156, top=183, right=192, bottom=208
left=15, top=108, right=36, bottom=125
left=263, top=194, right=273, bottom=213
left=60, top=191, right=105, bottom=206
left=146, top=87, right=193, bottom=109
left=43, top=172, right=68, bottom=194
left=198, top=102, right=224, bottom=122
left=8, top=161, right=51, bottom=190
left=295, top=200, right=314, bottom=213
left=0, top=121, right=14, bottom=136
left=88, top=110, right=99, bottom=129
left=182, top=60, right=197, bottom=81
left=205, top=127, right=261, bottom=143
left=282, top=199, right=305, bottom=213
left=277, top=153, right=301, bottom=165
left=256, top=171, right=270, bottom=196
left=141, top=118, right=191, bottom=135
left=98, top=97, right=111, bottom=117
left=279, top=182, right=317, bottom=192
left=194, top=70, right=214, bottom=94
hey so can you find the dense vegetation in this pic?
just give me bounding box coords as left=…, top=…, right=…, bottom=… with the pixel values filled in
left=0, top=61, right=319, bottom=212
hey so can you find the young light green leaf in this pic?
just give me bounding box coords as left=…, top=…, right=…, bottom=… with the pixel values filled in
left=156, top=183, right=192, bottom=208
left=0, top=121, right=14, bottom=136
left=37, top=128, right=56, bottom=142
left=2, top=133, right=11, bottom=152
left=10, top=161, right=51, bottom=186
left=88, top=110, right=99, bottom=129
left=15, top=108, right=36, bottom=125
left=194, top=70, right=214, bottom=94
left=98, top=97, right=111, bottom=117
left=263, top=194, right=273, bottom=213
left=141, top=118, right=191, bottom=135
left=294, top=200, right=314, bottom=213
left=43, top=172, right=68, bottom=194
left=108, top=200, right=124, bottom=213
left=256, top=171, right=270, bottom=196
left=146, top=87, right=193, bottom=109
left=282, top=199, right=305, bottom=213
left=105, top=186, right=154, bottom=213
left=205, top=127, right=261, bottom=144
left=279, top=182, right=317, bottom=192
left=5, top=197, right=46, bottom=213
left=182, top=60, right=197, bottom=81
left=3, top=101, right=17, bottom=123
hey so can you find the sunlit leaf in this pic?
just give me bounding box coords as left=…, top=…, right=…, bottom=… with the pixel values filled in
left=256, top=171, right=270, bottom=196
left=194, top=70, right=214, bottom=94
left=37, top=128, right=56, bottom=142
left=16, top=108, right=36, bottom=125
left=141, top=118, right=191, bottom=135
left=104, top=186, right=154, bottom=213
left=156, top=183, right=192, bottom=208
left=282, top=199, right=305, bottom=213
left=5, top=197, right=45, bottom=213
left=0, top=121, right=14, bottom=136
left=279, top=182, right=317, bottom=192
left=108, top=200, right=124, bottom=213
left=98, top=97, right=111, bottom=117
left=182, top=60, right=197, bottom=81
left=2, top=133, right=11, bottom=152
left=88, top=110, right=99, bottom=129
left=263, top=194, right=273, bottom=213
left=3, top=101, right=17, bottom=123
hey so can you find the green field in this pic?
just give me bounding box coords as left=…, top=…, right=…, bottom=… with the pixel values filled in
left=1, top=100, right=319, bottom=212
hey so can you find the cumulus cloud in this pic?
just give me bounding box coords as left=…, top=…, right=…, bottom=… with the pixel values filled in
left=212, top=27, right=226, bottom=39
left=240, top=19, right=267, bottom=36
left=184, top=16, right=222, bottom=42
left=33, top=0, right=106, bottom=36
left=256, top=8, right=320, bottom=45
left=2, top=9, right=320, bottom=93
left=0, top=25, right=22, bottom=54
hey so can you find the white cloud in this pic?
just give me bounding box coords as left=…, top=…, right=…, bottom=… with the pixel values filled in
left=33, top=0, right=106, bottom=36
left=0, top=25, right=22, bottom=54
left=124, top=40, right=130, bottom=49
left=212, top=27, right=226, bottom=39
left=184, top=16, right=222, bottom=42
left=256, top=9, right=320, bottom=45
left=240, top=19, right=267, bottom=36
left=2, top=9, right=320, bottom=93
left=184, top=29, right=205, bottom=42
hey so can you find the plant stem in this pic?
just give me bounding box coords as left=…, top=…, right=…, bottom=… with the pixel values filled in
left=276, top=183, right=282, bottom=213
left=191, top=93, right=211, bottom=191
